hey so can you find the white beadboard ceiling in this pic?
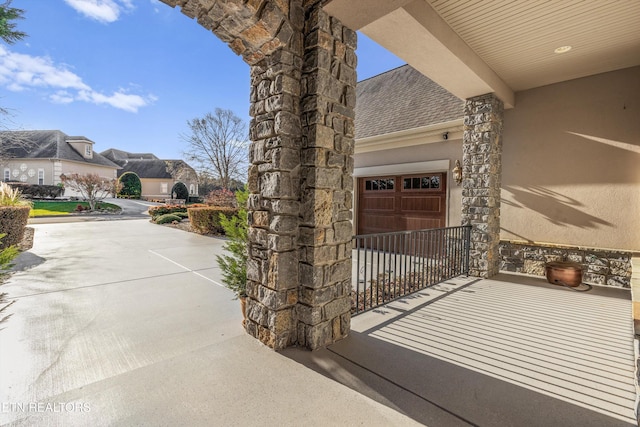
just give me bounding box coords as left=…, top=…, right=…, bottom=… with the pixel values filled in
left=427, top=0, right=640, bottom=91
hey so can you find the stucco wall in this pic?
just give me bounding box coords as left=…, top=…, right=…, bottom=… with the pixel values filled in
left=353, top=139, right=463, bottom=228
left=141, top=178, right=171, bottom=198
left=60, top=161, right=118, bottom=179
left=502, top=66, right=640, bottom=251
left=1, top=159, right=55, bottom=185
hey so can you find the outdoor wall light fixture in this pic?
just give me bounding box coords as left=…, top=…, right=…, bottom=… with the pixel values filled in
left=442, top=131, right=449, bottom=140
left=452, top=160, right=463, bottom=185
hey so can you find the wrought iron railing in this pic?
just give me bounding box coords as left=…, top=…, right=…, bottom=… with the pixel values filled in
left=351, top=225, right=472, bottom=315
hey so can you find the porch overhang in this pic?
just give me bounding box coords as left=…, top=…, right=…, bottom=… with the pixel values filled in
left=324, top=0, right=515, bottom=108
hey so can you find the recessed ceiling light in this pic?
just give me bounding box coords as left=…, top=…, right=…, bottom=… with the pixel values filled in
left=554, top=45, right=572, bottom=54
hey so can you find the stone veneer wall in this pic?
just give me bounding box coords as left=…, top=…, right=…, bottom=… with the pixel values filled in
left=461, top=94, right=504, bottom=278
left=500, top=240, right=635, bottom=288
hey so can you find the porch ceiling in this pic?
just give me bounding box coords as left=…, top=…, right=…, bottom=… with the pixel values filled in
left=324, top=0, right=640, bottom=108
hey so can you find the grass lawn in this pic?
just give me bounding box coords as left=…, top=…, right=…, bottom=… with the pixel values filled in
left=31, top=201, right=122, bottom=217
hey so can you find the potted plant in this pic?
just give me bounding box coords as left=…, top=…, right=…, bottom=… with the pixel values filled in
left=216, top=187, right=248, bottom=325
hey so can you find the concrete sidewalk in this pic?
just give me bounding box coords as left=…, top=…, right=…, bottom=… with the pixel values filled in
left=1, top=220, right=636, bottom=426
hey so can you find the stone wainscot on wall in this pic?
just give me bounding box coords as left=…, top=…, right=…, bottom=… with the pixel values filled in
left=500, top=240, right=636, bottom=288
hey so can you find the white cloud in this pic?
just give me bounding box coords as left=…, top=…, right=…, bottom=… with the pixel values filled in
left=64, top=0, right=135, bottom=24
left=77, top=89, right=155, bottom=113
left=0, top=46, right=155, bottom=113
left=50, top=91, right=75, bottom=104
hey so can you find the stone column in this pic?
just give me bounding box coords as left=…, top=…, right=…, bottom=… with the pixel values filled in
left=244, top=1, right=355, bottom=350
left=296, top=6, right=356, bottom=349
left=162, top=0, right=356, bottom=350
left=244, top=10, right=305, bottom=350
left=461, top=94, right=504, bottom=278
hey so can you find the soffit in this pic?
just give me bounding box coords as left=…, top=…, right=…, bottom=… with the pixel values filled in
left=325, top=0, right=640, bottom=102
left=426, top=0, right=640, bottom=91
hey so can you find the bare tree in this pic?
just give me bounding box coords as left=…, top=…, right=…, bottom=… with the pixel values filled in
left=0, top=129, right=35, bottom=163
left=60, top=173, right=119, bottom=210
left=181, top=108, right=248, bottom=191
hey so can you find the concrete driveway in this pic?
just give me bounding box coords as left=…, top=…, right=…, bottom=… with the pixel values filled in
left=104, top=197, right=161, bottom=217
left=0, top=220, right=419, bottom=426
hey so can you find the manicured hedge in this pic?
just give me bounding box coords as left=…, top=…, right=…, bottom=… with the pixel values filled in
left=149, top=203, right=208, bottom=221
left=188, top=206, right=237, bottom=235
left=0, top=205, right=31, bottom=249
left=8, top=183, right=63, bottom=199
left=155, top=213, right=183, bottom=224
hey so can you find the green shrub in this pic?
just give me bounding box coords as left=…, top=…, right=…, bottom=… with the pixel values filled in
left=148, top=205, right=187, bottom=219
left=118, top=172, right=142, bottom=198
left=0, top=184, right=31, bottom=250
left=171, top=182, right=189, bottom=200
left=0, top=234, right=19, bottom=270
left=155, top=213, right=183, bottom=224
left=216, top=188, right=248, bottom=298
left=7, top=183, right=64, bottom=199
left=175, top=211, right=189, bottom=219
left=188, top=206, right=237, bottom=235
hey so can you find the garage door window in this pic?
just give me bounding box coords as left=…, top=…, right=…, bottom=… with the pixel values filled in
left=365, top=178, right=395, bottom=191
left=402, top=174, right=441, bottom=190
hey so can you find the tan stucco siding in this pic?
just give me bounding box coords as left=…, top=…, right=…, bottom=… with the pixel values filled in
left=140, top=178, right=199, bottom=199
left=502, top=66, right=640, bottom=251
left=60, top=161, right=117, bottom=179
left=1, top=159, right=55, bottom=185
left=353, top=139, right=463, bottom=230
left=141, top=178, right=171, bottom=198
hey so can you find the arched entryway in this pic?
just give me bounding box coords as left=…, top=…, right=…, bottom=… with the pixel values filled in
left=160, top=0, right=357, bottom=350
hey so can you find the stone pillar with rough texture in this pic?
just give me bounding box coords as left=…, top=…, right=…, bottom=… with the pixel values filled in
left=462, top=94, right=504, bottom=278
left=160, top=0, right=355, bottom=351
left=296, top=6, right=356, bottom=349
left=245, top=47, right=305, bottom=350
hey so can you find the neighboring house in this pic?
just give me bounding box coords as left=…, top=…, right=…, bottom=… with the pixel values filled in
left=0, top=130, right=119, bottom=197
left=101, top=149, right=199, bottom=200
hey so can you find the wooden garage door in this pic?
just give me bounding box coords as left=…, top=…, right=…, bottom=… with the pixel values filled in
left=357, top=173, right=446, bottom=235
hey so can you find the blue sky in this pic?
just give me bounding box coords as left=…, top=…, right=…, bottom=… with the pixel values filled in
left=0, top=0, right=404, bottom=160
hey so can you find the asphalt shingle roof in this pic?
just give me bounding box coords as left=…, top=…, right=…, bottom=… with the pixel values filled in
left=355, top=65, right=464, bottom=139
left=0, top=130, right=119, bottom=168
left=101, top=148, right=159, bottom=161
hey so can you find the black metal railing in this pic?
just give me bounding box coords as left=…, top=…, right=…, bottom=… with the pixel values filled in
left=351, top=225, right=472, bottom=315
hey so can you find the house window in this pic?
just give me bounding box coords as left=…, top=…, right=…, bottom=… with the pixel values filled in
left=189, top=184, right=195, bottom=195
left=85, top=145, right=92, bottom=156
left=3, top=168, right=9, bottom=182
left=161, top=182, right=168, bottom=194
left=38, top=169, right=45, bottom=185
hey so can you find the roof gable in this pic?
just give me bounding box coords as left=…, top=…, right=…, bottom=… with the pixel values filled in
left=0, top=130, right=119, bottom=168
left=355, top=65, right=464, bottom=140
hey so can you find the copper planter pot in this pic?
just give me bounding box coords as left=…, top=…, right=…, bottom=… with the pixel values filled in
left=545, top=261, right=583, bottom=287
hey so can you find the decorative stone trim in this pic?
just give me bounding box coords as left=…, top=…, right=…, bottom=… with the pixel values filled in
left=499, top=240, right=635, bottom=288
